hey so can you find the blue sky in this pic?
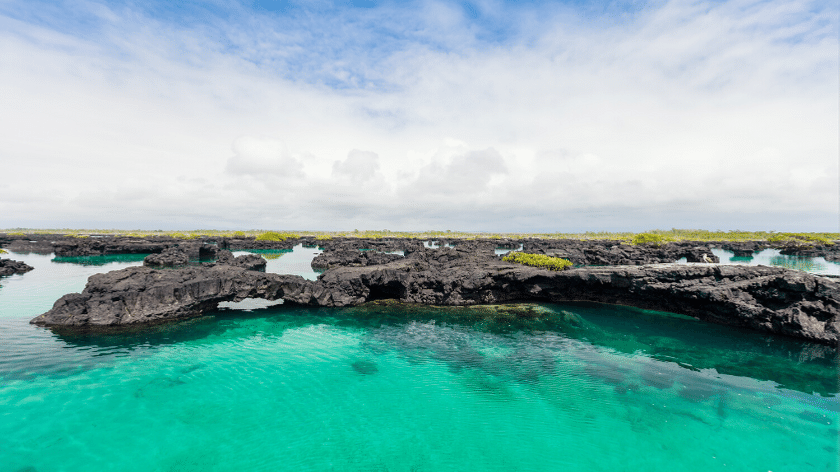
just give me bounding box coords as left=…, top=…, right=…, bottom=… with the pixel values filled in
left=0, top=0, right=837, bottom=231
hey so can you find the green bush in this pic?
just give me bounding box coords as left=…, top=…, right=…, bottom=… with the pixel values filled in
left=503, top=252, right=573, bottom=271
left=0, top=248, right=7, bottom=254
left=168, top=232, right=201, bottom=240
left=631, top=233, right=666, bottom=246
left=255, top=231, right=297, bottom=242
left=232, top=231, right=247, bottom=238
left=767, top=233, right=835, bottom=246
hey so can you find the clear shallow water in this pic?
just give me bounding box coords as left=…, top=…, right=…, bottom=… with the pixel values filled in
left=710, top=248, right=840, bottom=276
left=0, top=251, right=838, bottom=471
left=423, top=241, right=455, bottom=249
left=235, top=244, right=323, bottom=280
left=495, top=245, right=523, bottom=256
left=0, top=252, right=147, bottom=318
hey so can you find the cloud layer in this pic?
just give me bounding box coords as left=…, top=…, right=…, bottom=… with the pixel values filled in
left=0, top=0, right=836, bottom=231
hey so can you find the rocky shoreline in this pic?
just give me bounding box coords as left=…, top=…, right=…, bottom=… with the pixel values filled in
left=3, top=231, right=838, bottom=262
left=27, top=240, right=840, bottom=345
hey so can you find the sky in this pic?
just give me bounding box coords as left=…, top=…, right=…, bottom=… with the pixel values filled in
left=0, top=0, right=837, bottom=232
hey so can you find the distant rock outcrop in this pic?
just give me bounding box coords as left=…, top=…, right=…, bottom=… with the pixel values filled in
left=4, top=239, right=56, bottom=255
left=61, top=239, right=222, bottom=259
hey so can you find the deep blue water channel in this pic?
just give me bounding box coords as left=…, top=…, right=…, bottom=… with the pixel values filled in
left=0, top=248, right=838, bottom=471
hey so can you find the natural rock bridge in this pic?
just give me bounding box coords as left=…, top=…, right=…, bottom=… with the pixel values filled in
left=31, top=246, right=840, bottom=344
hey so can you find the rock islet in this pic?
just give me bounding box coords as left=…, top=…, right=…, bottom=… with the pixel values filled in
left=0, top=258, right=34, bottom=276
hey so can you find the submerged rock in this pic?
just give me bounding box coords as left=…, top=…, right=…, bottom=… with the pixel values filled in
left=351, top=360, right=379, bottom=375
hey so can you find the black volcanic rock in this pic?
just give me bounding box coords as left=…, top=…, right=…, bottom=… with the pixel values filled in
left=778, top=243, right=840, bottom=262
left=215, top=250, right=267, bottom=271
left=313, top=250, right=838, bottom=343
left=4, top=239, right=56, bottom=255
left=53, top=238, right=172, bottom=257
left=174, top=241, right=219, bottom=260
left=143, top=248, right=189, bottom=267
left=30, top=265, right=315, bottom=328
left=0, top=258, right=34, bottom=276
left=716, top=241, right=765, bottom=257
left=311, top=249, right=404, bottom=271
left=50, top=237, right=221, bottom=259
left=317, top=238, right=423, bottom=254
left=520, top=239, right=720, bottom=265
left=223, top=237, right=299, bottom=250
left=32, top=244, right=840, bottom=344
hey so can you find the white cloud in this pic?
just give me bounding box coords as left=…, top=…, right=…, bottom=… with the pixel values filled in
left=0, top=0, right=836, bottom=231
left=226, top=136, right=305, bottom=178
left=332, top=149, right=380, bottom=183
left=402, top=147, right=508, bottom=199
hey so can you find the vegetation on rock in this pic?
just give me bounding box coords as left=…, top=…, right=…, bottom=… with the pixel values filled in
left=2, top=228, right=837, bottom=244
left=767, top=233, right=835, bottom=246
left=255, top=231, right=297, bottom=242
left=502, top=252, right=573, bottom=271
left=631, top=233, right=667, bottom=246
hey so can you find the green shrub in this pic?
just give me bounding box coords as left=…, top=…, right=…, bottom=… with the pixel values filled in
left=631, top=233, right=666, bottom=246
left=168, top=232, right=201, bottom=240
left=255, top=231, right=297, bottom=242
left=503, top=252, right=573, bottom=271
left=315, top=234, right=333, bottom=241
left=0, top=248, right=7, bottom=254
left=232, top=231, right=247, bottom=238
left=767, top=233, right=835, bottom=246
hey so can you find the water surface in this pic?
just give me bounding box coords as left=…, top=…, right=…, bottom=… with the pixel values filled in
left=0, top=249, right=837, bottom=471
left=710, top=248, right=840, bottom=276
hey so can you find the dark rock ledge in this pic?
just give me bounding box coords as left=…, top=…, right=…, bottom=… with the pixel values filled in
left=31, top=246, right=840, bottom=345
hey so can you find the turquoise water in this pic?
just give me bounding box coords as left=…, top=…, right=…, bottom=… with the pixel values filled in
left=1, top=251, right=838, bottom=471
left=710, top=248, right=840, bottom=276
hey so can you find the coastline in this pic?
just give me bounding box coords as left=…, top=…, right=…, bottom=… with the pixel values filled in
left=9, top=234, right=836, bottom=345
